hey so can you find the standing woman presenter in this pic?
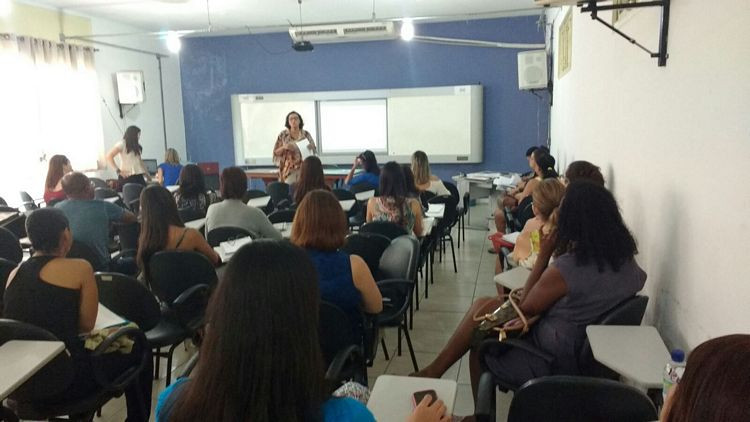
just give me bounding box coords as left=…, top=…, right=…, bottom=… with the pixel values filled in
left=106, top=125, right=151, bottom=189
left=272, top=111, right=316, bottom=184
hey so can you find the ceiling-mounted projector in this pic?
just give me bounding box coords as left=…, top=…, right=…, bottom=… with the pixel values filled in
left=292, top=40, right=314, bottom=51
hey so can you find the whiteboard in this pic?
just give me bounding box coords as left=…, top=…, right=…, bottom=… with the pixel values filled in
left=231, top=85, right=482, bottom=165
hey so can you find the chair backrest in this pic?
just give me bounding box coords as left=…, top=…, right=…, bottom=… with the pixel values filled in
left=66, top=240, right=107, bottom=272
left=95, top=272, right=161, bottom=332
left=178, top=207, right=204, bottom=223
left=89, top=177, right=108, bottom=189
left=268, top=209, right=296, bottom=224
left=508, top=375, right=657, bottom=422
left=206, top=226, right=254, bottom=247
left=513, top=195, right=535, bottom=231
left=19, top=191, right=38, bottom=211
left=148, top=250, right=217, bottom=304
left=578, top=295, right=649, bottom=377
left=0, top=196, right=6, bottom=206
left=420, top=190, right=436, bottom=209
left=266, top=182, right=291, bottom=208
left=0, top=319, right=74, bottom=400
left=360, top=221, right=408, bottom=241
left=116, top=222, right=140, bottom=252
left=121, top=183, right=143, bottom=202
left=342, top=233, right=391, bottom=279
left=0, top=258, right=18, bottom=313
left=94, top=187, right=118, bottom=200
left=443, top=181, right=461, bottom=212
left=318, top=301, right=361, bottom=367
left=379, top=235, right=420, bottom=281
left=243, top=189, right=269, bottom=204
left=204, top=174, right=220, bottom=192
left=428, top=194, right=459, bottom=230
left=1, top=211, right=26, bottom=239
left=332, top=188, right=356, bottom=201
left=0, top=227, right=23, bottom=264
left=350, top=182, right=377, bottom=195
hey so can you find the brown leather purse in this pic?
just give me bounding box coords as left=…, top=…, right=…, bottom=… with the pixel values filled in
left=472, top=288, right=539, bottom=343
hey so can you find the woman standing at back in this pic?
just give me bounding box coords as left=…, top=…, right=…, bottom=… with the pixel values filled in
left=43, top=155, right=72, bottom=204
left=137, top=185, right=219, bottom=281
left=366, top=162, right=423, bottom=237
left=106, top=125, right=151, bottom=188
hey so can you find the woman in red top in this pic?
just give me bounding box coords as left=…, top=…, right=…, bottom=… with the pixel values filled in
left=44, top=155, right=72, bottom=205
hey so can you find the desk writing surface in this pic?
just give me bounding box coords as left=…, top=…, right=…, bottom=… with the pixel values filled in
left=0, top=340, right=66, bottom=400
left=246, top=196, right=271, bottom=208
left=339, top=199, right=356, bottom=212
left=421, top=217, right=436, bottom=237
left=367, top=375, right=456, bottom=422
left=184, top=218, right=206, bottom=230
left=494, top=266, right=530, bottom=290
left=426, top=203, right=445, bottom=219
left=354, top=190, right=375, bottom=201
left=586, top=325, right=669, bottom=388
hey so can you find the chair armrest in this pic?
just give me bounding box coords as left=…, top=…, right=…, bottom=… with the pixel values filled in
left=91, top=326, right=149, bottom=392
left=474, top=371, right=496, bottom=422
left=172, top=284, right=210, bottom=330
left=325, top=344, right=364, bottom=383
left=375, top=279, right=413, bottom=325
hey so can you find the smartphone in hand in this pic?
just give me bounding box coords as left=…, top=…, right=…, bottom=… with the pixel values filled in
left=412, top=389, right=438, bottom=408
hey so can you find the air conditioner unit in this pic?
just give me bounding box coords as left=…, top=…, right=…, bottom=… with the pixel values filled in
left=288, top=21, right=398, bottom=44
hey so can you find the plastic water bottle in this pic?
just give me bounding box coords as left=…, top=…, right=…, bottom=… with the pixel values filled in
left=662, top=349, right=686, bottom=401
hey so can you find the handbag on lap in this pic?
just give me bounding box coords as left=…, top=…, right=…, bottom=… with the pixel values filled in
left=472, top=288, right=539, bottom=345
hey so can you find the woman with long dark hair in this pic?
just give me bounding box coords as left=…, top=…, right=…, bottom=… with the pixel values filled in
left=344, top=150, right=380, bottom=189
left=366, top=161, right=423, bottom=236
left=415, top=182, right=646, bottom=407
left=43, top=154, right=71, bottom=204
left=293, top=156, right=330, bottom=205
left=106, top=125, right=151, bottom=188
left=173, top=164, right=216, bottom=218
left=137, top=185, right=219, bottom=281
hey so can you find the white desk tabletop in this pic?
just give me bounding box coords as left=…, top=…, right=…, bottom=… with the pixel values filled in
left=273, top=222, right=292, bottom=238
left=246, top=196, right=271, bottom=208
left=0, top=340, right=66, bottom=400
left=367, top=375, right=457, bottom=422
left=166, top=185, right=179, bottom=193
left=102, top=196, right=120, bottom=203
left=339, top=199, right=356, bottom=212
left=426, top=203, right=445, bottom=219
left=421, top=217, right=436, bottom=237
left=586, top=325, right=670, bottom=389
left=354, top=190, right=375, bottom=201
left=184, top=218, right=206, bottom=230
left=494, top=266, right=530, bottom=291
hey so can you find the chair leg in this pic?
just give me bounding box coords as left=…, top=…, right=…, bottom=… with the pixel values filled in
left=381, top=338, right=390, bottom=361
left=414, top=277, right=419, bottom=312
left=153, top=348, right=161, bottom=380
left=397, top=325, right=402, bottom=356
left=166, top=342, right=180, bottom=386
left=450, top=235, right=457, bottom=273
left=402, top=319, right=419, bottom=372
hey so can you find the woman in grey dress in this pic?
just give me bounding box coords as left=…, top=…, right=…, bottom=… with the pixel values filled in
left=414, top=181, right=646, bottom=404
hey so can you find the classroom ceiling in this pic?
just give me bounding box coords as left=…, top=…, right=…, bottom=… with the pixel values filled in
left=29, top=0, right=544, bottom=34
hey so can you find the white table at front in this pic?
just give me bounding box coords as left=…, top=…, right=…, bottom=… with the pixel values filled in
left=586, top=325, right=670, bottom=389
left=367, top=375, right=457, bottom=422
left=0, top=340, right=66, bottom=400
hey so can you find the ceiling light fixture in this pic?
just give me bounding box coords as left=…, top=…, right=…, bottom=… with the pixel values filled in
left=0, top=0, right=12, bottom=18
left=400, top=19, right=415, bottom=41
left=166, top=31, right=182, bottom=53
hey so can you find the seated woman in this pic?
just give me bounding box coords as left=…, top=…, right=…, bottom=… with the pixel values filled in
left=205, top=167, right=281, bottom=239
left=293, top=156, right=330, bottom=205
left=564, top=160, right=605, bottom=186
left=661, top=334, right=750, bottom=422
left=138, top=185, right=220, bottom=281
left=493, top=150, right=558, bottom=235
left=345, top=150, right=380, bottom=190
left=3, top=208, right=152, bottom=421
left=156, top=148, right=183, bottom=186
left=415, top=182, right=646, bottom=404
left=366, top=162, right=424, bottom=237
left=43, top=154, right=72, bottom=205
left=291, top=190, right=383, bottom=334
left=173, top=164, right=216, bottom=218
left=411, top=151, right=450, bottom=196
left=495, top=178, right=565, bottom=275
left=155, top=240, right=449, bottom=422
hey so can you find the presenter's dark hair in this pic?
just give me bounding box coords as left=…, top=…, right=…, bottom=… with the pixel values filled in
left=554, top=181, right=637, bottom=272
left=26, top=208, right=69, bottom=253
left=167, top=240, right=327, bottom=422
left=359, top=150, right=380, bottom=175
left=220, top=167, right=248, bottom=200
left=284, top=111, right=304, bottom=130
left=123, top=125, right=142, bottom=155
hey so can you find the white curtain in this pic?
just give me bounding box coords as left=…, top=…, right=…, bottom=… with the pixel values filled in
left=0, top=34, right=103, bottom=205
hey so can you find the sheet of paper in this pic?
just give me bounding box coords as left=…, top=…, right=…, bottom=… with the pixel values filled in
left=94, top=304, right=127, bottom=331
left=502, top=232, right=520, bottom=244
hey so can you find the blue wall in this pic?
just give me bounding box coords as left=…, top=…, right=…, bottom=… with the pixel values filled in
left=179, top=16, right=549, bottom=181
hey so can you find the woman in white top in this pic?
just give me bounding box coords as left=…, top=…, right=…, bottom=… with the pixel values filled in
left=106, top=125, right=151, bottom=188
left=411, top=150, right=450, bottom=196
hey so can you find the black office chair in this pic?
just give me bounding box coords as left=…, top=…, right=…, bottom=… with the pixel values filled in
left=419, top=191, right=436, bottom=209
left=121, top=183, right=143, bottom=214
left=342, top=232, right=391, bottom=280
left=206, top=226, right=254, bottom=247
left=360, top=221, right=408, bottom=241
left=0, top=258, right=17, bottom=314
left=0, top=211, right=25, bottom=239
left=318, top=301, right=368, bottom=386
left=94, top=187, right=118, bottom=200
left=506, top=195, right=534, bottom=233
left=333, top=188, right=365, bottom=228
left=349, top=182, right=377, bottom=195
left=177, top=207, right=204, bottom=224
left=67, top=240, right=108, bottom=272
left=0, top=196, right=6, bottom=206
left=377, top=236, right=420, bottom=371
left=148, top=251, right=216, bottom=385
left=476, top=375, right=657, bottom=422
left=19, top=191, right=38, bottom=211
left=477, top=295, right=650, bottom=394
left=266, top=182, right=292, bottom=210
left=268, top=209, right=296, bottom=224
left=0, top=227, right=22, bottom=264
left=0, top=318, right=149, bottom=422
left=443, top=181, right=466, bottom=248
left=89, top=177, right=108, bottom=189
left=428, top=194, right=459, bottom=273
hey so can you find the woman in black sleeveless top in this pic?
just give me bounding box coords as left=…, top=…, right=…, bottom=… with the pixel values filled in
left=3, top=208, right=152, bottom=421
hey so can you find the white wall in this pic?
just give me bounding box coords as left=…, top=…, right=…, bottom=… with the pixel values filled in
left=548, top=1, right=750, bottom=350
left=89, top=17, right=186, bottom=177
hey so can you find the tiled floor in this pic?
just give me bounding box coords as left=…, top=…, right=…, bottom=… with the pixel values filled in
left=95, top=204, right=513, bottom=421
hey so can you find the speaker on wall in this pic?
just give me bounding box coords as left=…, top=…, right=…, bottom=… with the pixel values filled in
left=517, top=50, right=548, bottom=90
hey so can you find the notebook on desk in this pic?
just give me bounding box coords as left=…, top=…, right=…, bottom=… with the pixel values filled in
left=93, top=304, right=128, bottom=331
